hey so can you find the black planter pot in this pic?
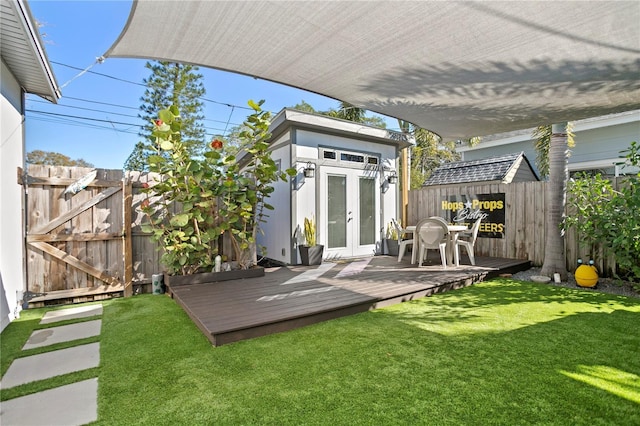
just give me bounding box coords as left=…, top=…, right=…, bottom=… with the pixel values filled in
left=384, top=239, right=399, bottom=256
left=299, top=245, right=324, bottom=266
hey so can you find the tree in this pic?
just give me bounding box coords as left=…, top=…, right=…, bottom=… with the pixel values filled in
left=540, top=123, right=570, bottom=280
left=124, top=61, right=206, bottom=171
left=327, top=101, right=366, bottom=122
left=392, top=121, right=460, bottom=189
left=324, top=101, right=387, bottom=128
left=532, top=123, right=574, bottom=179
left=409, top=128, right=460, bottom=189
left=26, top=150, right=93, bottom=167
left=290, top=100, right=317, bottom=113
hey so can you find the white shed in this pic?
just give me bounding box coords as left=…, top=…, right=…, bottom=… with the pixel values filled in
left=250, top=109, right=411, bottom=265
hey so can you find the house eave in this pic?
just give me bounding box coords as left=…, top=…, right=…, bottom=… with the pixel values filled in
left=1, top=0, right=61, bottom=103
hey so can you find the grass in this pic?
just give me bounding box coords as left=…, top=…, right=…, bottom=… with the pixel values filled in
left=2, top=278, right=639, bottom=425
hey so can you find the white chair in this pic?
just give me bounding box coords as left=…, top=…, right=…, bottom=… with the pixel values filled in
left=429, top=216, right=449, bottom=226
left=417, top=218, right=449, bottom=267
left=393, top=219, right=414, bottom=263
left=456, top=218, right=482, bottom=265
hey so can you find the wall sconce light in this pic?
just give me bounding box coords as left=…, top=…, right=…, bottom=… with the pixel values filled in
left=303, top=162, right=316, bottom=178
left=387, top=170, right=398, bottom=184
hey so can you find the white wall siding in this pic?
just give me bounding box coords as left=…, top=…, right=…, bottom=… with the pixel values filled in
left=0, top=60, right=26, bottom=332
left=461, top=114, right=640, bottom=177
left=255, top=134, right=292, bottom=264
left=568, top=121, right=639, bottom=167
left=292, top=140, right=319, bottom=264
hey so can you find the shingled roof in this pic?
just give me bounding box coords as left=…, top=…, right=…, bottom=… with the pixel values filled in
left=423, top=152, right=539, bottom=186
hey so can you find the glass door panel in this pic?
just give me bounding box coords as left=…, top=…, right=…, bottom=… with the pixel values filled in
left=359, top=177, right=375, bottom=246
left=327, top=175, right=347, bottom=249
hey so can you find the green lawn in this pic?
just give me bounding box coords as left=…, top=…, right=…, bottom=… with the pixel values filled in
left=2, top=278, right=639, bottom=425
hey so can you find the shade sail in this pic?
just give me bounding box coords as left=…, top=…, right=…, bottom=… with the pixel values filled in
left=105, top=1, right=640, bottom=141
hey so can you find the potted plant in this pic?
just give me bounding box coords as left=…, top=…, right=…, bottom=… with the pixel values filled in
left=384, top=220, right=400, bottom=256
left=299, top=215, right=324, bottom=265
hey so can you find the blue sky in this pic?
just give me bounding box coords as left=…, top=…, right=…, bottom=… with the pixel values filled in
left=26, top=1, right=397, bottom=170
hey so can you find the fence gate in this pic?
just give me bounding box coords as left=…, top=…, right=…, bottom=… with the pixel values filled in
left=22, top=165, right=133, bottom=306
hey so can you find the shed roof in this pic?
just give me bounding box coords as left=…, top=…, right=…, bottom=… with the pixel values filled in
left=270, top=108, right=413, bottom=149
left=423, top=152, right=538, bottom=186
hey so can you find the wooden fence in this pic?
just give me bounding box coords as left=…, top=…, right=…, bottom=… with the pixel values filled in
left=21, top=166, right=187, bottom=305
left=408, top=180, right=623, bottom=276
left=21, top=166, right=625, bottom=305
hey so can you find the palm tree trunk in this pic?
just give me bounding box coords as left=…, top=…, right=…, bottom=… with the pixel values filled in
left=541, top=123, right=569, bottom=280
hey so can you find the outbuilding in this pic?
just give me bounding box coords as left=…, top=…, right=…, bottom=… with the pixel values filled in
left=253, top=109, right=412, bottom=265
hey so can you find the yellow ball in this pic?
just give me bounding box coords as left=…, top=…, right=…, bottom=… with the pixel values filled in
left=575, top=264, right=598, bottom=288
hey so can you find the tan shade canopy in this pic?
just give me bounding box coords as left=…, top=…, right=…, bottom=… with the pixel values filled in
left=105, top=1, right=640, bottom=141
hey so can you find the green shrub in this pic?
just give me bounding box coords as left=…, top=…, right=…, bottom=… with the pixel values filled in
left=140, top=101, right=295, bottom=274
left=565, top=141, right=640, bottom=282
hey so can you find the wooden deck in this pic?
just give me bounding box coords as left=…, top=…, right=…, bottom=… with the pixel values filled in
left=168, top=255, right=531, bottom=346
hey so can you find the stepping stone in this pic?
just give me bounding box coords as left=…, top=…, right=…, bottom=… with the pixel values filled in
left=23, top=320, right=102, bottom=350
left=40, top=304, right=103, bottom=324
left=0, top=378, right=98, bottom=426
left=0, top=343, right=100, bottom=389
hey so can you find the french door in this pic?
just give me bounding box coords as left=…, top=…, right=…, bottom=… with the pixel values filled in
left=320, top=166, right=379, bottom=258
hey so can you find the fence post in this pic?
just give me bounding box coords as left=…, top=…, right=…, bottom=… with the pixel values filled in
left=122, top=177, right=133, bottom=297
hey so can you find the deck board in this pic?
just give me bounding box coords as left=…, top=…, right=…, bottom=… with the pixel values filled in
left=169, top=255, right=530, bottom=346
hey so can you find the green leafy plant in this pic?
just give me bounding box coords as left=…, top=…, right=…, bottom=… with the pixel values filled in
left=140, top=101, right=295, bottom=274
left=303, top=215, right=317, bottom=247
left=565, top=141, right=640, bottom=282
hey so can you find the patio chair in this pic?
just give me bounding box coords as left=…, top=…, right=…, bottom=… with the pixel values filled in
left=429, top=216, right=449, bottom=226
left=417, top=218, right=449, bottom=267
left=456, top=217, right=482, bottom=265
left=393, top=218, right=414, bottom=263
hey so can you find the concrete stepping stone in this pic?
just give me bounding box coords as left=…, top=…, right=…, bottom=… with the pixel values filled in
left=40, top=304, right=103, bottom=324
left=23, top=320, right=102, bottom=350
left=0, top=378, right=98, bottom=426
left=0, top=343, right=100, bottom=389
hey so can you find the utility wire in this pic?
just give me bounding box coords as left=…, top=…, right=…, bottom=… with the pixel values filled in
left=53, top=60, right=145, bottom=87
left=27, top=110, right=239, bottom=135
left=52, top=60, right=257, bottom=112
left=29, top=98, right=243, bottom=127
left=63, top=95, right=139, bottom=110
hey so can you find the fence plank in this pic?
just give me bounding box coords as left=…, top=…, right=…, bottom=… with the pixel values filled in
left=29, top=241, right=122, bottom=287
left=70, top=167, right=93, bottom=289
left=28, top=186, right=121, bottom=236
left=123, top=179, right=133, bottom=297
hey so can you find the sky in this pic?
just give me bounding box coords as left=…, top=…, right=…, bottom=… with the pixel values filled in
left=26, top=0, right=398, bottom=170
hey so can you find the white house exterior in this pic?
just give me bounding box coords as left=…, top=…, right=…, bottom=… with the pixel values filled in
left=253, top=109, right=411, bottom=265
left=457, top=110, right=640, bottom=177
left=1, top=0, right=60, bottom=331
